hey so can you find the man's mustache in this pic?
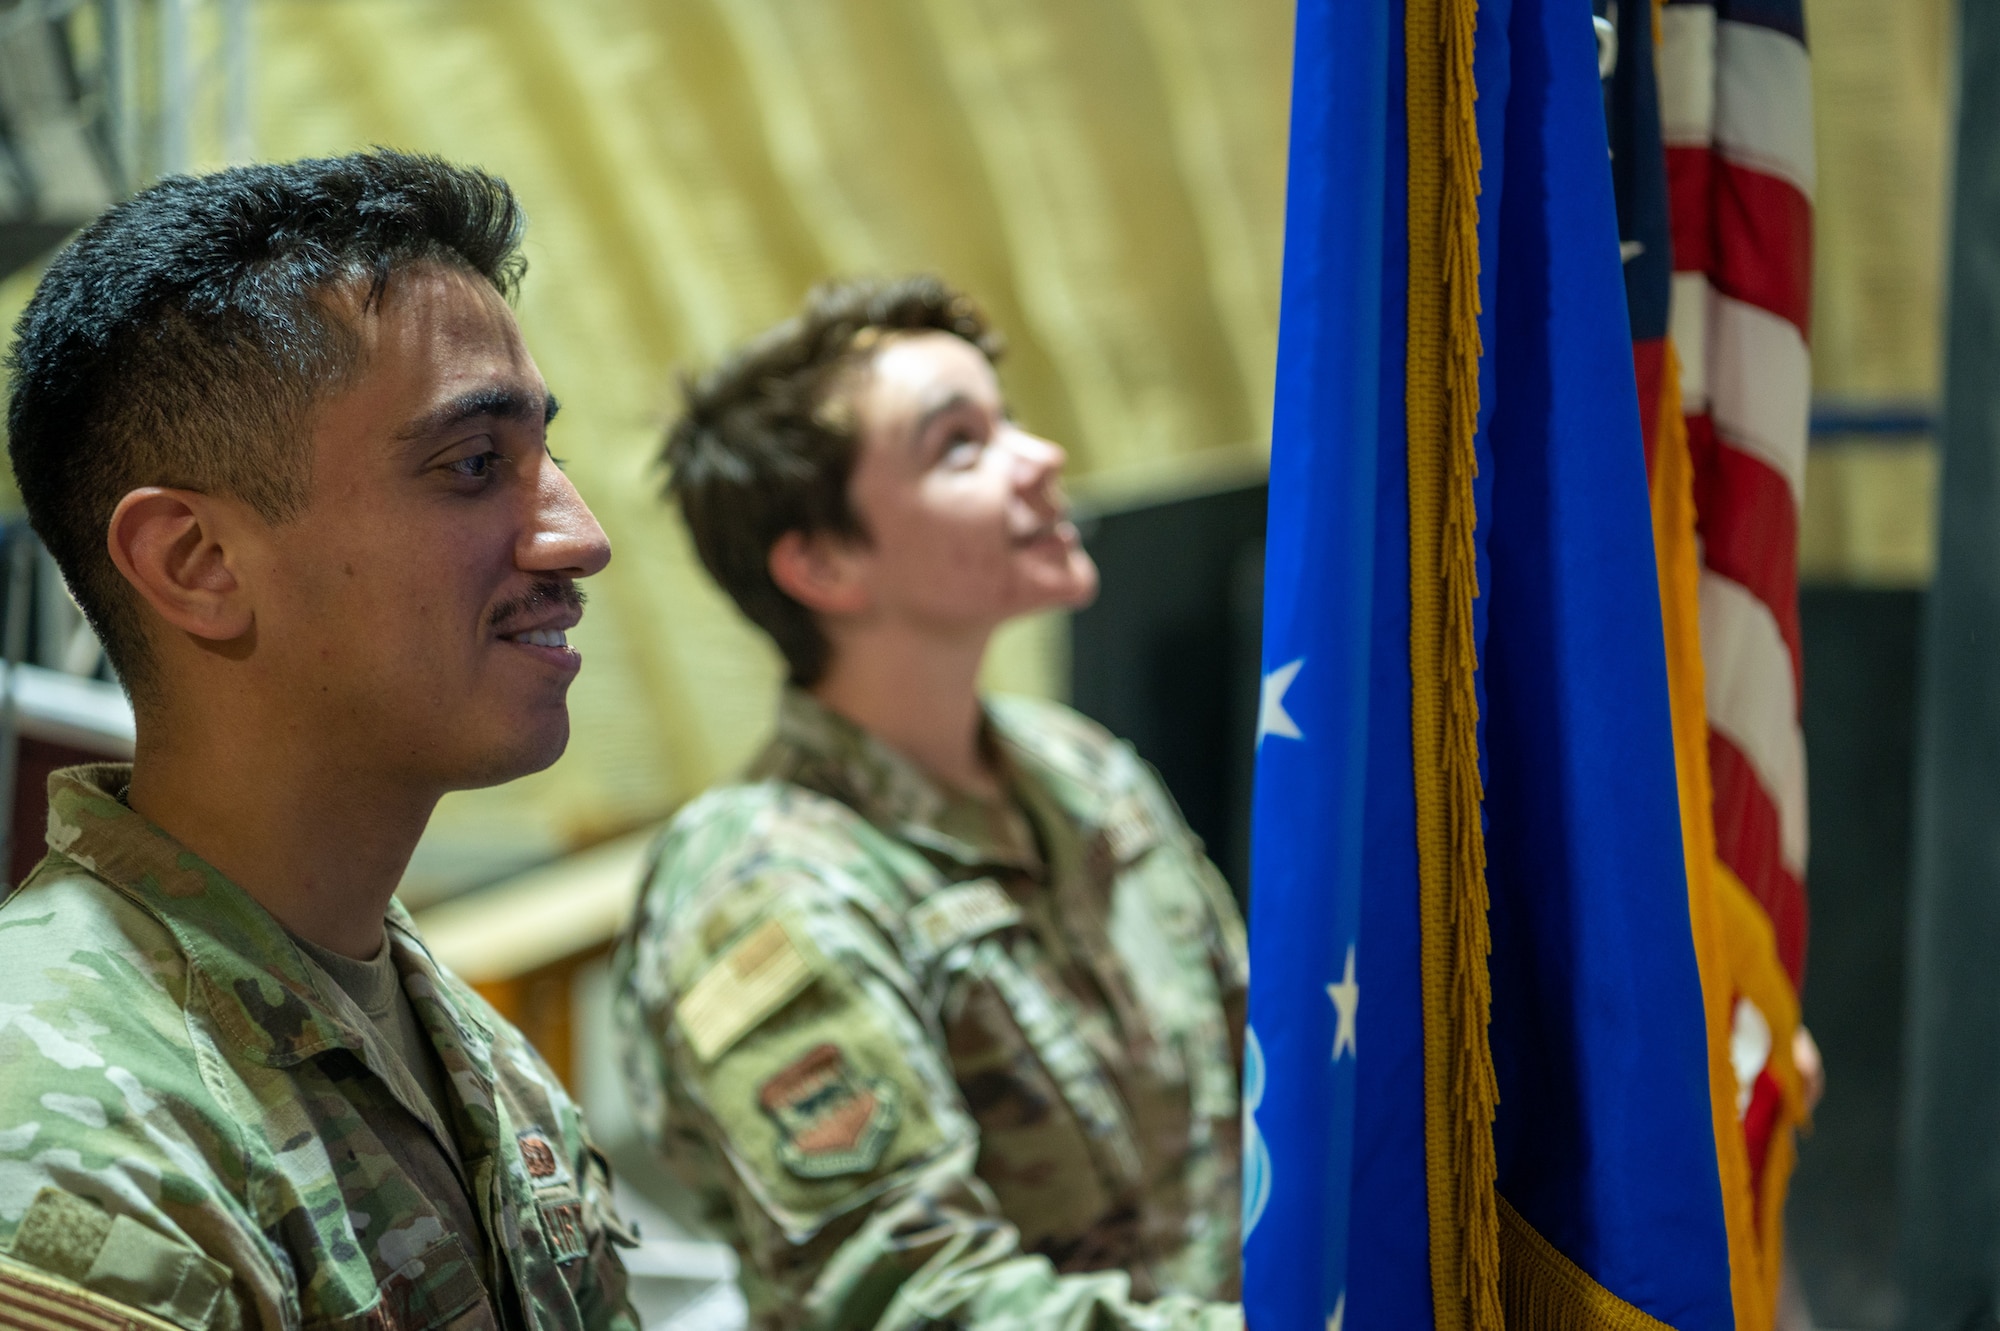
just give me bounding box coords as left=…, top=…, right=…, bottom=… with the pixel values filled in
left=489, top=579, right=586, bottom=629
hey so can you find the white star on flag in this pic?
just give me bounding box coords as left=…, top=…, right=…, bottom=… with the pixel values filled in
left=1258, top=658, right=1305, bottom=748
left=1328, top=944, right=1358, bottom=1061
left=1328, top=1292, right=1346, bottom=1331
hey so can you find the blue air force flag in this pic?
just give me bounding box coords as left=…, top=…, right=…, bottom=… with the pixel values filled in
left=1240, top=0, right=1734, bottom=1325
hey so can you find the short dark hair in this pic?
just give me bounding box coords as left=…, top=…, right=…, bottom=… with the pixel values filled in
left=663, top=274, right=1003, bottom=686
left=5, top=149, right=527, bottom=697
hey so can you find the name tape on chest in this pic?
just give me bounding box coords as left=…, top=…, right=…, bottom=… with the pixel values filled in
left=1103, top=794, right=1159, bottom=865
left=908, top=879, right=1022, bottom=964
left=678, top=918, right=816, bottom=1063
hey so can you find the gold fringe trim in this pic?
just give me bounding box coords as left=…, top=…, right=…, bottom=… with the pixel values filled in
left=1406, top=0, right=1499, bottom=1324
left=1646, top=4, right=1806, bottom=1319
left=1717, top=857, right=1808, bottom=1319
left=1499, top=1197, right=1678, bottom=1331
left=1648, top=337, right=1772, bottom=1331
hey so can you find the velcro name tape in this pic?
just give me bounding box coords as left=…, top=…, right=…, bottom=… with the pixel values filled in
left=908, top=879, right=1022, bottom=964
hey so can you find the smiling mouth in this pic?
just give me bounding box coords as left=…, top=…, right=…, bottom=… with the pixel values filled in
left=491, top=580, right=586, bottom=657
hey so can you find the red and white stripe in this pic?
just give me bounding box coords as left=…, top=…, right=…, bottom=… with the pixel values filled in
left=1660, top=0, right=1813, bottom=985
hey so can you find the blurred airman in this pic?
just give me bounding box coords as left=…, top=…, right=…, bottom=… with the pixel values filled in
left=616, top=276, right=1246, bottom=1331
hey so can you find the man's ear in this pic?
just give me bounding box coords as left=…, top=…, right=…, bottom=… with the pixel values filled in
left=769, top=529, right=869, bottom=618
left=105, top=488, right=254, bottom=643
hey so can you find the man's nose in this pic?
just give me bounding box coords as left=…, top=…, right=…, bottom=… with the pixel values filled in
left=521, top=458, right=612, bottom=578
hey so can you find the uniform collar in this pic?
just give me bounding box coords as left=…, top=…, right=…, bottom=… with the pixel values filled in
left=41, top=764, right=479, bottom=1068
left=757, top=688, right=1044, bottom=872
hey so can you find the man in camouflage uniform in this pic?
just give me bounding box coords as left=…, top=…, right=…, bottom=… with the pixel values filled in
left=1, top=154, right=635, bottom=1330
left=616, top=277, right=1247, bottom=1330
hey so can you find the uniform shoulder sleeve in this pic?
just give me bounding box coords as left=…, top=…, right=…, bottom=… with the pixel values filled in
left=0, top=874, right=266, bottom=1331
left=985, top=695, right=1197, bottom=848
left=982, top=695, right=1124, bottom=785
left=633, top=781, right=933, bottom=932
left=616, top=781, right=962, bottom=1225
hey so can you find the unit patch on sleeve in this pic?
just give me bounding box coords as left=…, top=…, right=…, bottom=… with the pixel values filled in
left=678, top=917, right=817, bottom=1063
left=758, top=1044, right=902, bottom=1179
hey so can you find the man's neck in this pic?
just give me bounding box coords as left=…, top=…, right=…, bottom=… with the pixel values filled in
left=811, top=625, right=998, bottom=800
left=125, top=701, right=437, bottom=959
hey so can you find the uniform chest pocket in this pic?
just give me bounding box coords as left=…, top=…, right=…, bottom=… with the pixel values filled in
left=305, top=1228, right=494, bottom=1331
left=517, top=1130, right=635, bottom=1276
left=527, top=1184, right=590, bottom=1267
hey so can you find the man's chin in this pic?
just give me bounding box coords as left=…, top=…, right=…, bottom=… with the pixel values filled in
left=445, top=713, right=572, bottom=791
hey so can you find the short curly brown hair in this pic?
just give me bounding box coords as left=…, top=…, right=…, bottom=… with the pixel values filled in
left=662, top=275, right=1004, bottom=685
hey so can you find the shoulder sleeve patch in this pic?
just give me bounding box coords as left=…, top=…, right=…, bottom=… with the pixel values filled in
left=759, top=1043, right=902, bottom=1178
left=906, top=879, right=1021, bottom=965
left=677, top=918, right=816, bottom=1063
left=0, top=1254, right=189, bottom=1331
left=690, top=985, right=956, bottom=1240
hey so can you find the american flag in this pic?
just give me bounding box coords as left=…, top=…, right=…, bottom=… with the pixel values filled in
left=1661, top=0, right=1813, bottom=1003
left=1660, top=0, right=1815, bottom=1304
left=1607, top=0, right=1813, bottom=1312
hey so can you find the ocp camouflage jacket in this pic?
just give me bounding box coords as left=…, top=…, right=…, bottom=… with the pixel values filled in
left=614, top=691, right=1248, bottom=1331
left=0, top=765, right=638, bottom=1331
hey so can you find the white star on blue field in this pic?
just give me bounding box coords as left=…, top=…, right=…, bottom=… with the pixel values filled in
left=1259, top=658, right=1305, bottom=748
left=1328, top=945, right=1358, bottom=1061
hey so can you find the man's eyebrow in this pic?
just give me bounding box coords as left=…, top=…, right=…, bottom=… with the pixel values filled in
left=397, top=386, right=552, bottom=441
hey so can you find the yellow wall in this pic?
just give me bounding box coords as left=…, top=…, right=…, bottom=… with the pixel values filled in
left=1797, top=0, right=1952, bottom=588
left=234, top=0, right=1296, bottom=897
left=1805, top=0, right=1951, bottom=403
left=6, top=0, right=1947, bottom=891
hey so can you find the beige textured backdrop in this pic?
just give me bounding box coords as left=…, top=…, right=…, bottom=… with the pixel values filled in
left=1798, top=0, right=1952, bottom=586
left=239, top=0, right=1297, bottom=897
left=0, top=0, right=1955, bottom=891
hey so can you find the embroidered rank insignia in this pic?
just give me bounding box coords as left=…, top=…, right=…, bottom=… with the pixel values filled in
left=516, top=1128, right=571, bottom=1188
left=678, top=918, right=816, bottom=1063
left=907, top=878, right=1021, bottom=964
left=758, top=1044, right=902, bottom=1179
